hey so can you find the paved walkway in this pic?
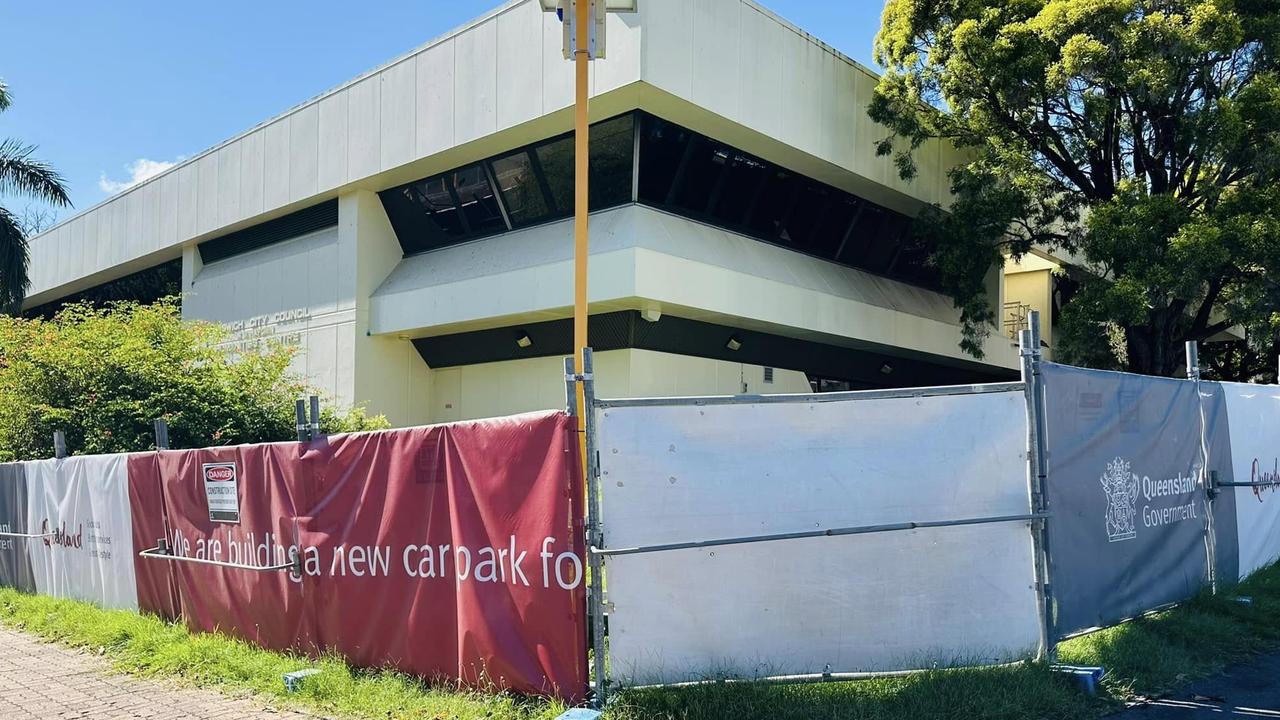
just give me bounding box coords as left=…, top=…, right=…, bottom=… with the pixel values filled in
left=0, top=627, right=324, bottom=719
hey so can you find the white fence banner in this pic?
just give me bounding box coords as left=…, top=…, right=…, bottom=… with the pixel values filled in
left=23, top=455, right=139, bottom=610
left=596, top=389, right=1040, bottom=685
left=1222, top=382, right=1280, bottom=579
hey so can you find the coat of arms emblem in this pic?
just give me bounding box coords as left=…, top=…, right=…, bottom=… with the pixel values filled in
left=1101, top=457, right=1139, bottom=542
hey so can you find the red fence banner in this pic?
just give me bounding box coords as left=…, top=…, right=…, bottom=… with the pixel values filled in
left=126, top=411, right=587, bottom=699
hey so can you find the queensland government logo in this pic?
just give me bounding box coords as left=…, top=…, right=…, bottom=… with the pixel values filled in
left=1101, top=457, right=1140, bottom=542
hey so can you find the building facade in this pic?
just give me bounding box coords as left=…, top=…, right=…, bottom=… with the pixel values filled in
left=23, top=0, right=1019, bottom=427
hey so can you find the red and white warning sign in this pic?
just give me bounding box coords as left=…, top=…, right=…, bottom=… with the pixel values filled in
left=201, top=462, right=240, bottom=523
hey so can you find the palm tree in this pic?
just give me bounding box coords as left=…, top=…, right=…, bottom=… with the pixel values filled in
left=0, top=80, right=70, bottom=313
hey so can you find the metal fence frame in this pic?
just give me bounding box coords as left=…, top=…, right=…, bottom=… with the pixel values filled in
left=573, top=330, right=1058, bottom=705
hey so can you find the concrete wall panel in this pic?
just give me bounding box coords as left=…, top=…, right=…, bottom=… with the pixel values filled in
left=216, top=144, right=242, bottom=229
left=239, top=129, right=266, bottom=219
left=289, top=103, right=320, bottom=201
left=317, top=91, right=349, bottom=192
left=194, top=153, right=219, bottom=237
left=497, top=1, right=544, bottom=130
left=346, top=76, right=381, bottom=183
left=379, top=59, right=417, bottom=172
left=263, top=119, right=291, bottom=213
left=453, top=18, right=498, bottom=146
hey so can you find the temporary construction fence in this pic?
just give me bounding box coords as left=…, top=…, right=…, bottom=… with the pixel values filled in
left=576, top=323, right=1280, bottom=703
left=2, top=323, right=1280, bottom=708
left=0, top=411, right=589, bottom=701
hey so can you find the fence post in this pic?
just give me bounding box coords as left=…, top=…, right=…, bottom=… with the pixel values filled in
left=308, top=395, right=321, bottom=438
left=580, top=348, right=608, bottom=707
left=1187, top=340, right=1219, bottom=594
left=153, top=419, right=170, bottom=450
left=1020, top=311, right=1055, bottom=662
left=52, top=431, right=67, bottom=459
left=564, top=357, right=578, bottom=416
left=295, top=399, right=308, bottom=442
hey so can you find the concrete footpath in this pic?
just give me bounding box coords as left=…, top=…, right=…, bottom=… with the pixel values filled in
left=0, top=627, right=324, bottom=719
left=1111, top=651, right=1280, bottom=718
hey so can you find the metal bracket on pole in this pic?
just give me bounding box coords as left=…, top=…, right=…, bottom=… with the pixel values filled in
left=153, top=419, right=170, bottom=450
left=52, top=431, right=67, bottom=459
left=1186, top=341, right=1201, bottom=381
left=1021, top=310, right=1055, bottom=662
left=580, top=347, right=609, bottom=708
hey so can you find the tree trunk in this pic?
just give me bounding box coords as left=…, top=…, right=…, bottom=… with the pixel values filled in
left=1125, top=327, right=1182, bottom=378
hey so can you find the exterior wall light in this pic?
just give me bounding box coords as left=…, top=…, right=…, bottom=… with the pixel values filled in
left=726, top=336, right=742, bottom=351
left=880, top=362, right=894, bottom=375
left=516, top=332, right=533, bottom=349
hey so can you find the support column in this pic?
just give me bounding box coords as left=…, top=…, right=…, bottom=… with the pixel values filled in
left=340, top=190, right=433, bottom=427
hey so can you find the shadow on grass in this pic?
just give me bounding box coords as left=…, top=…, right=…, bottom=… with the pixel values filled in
left=605, top=663, right=1099, bottom=720
left=1058, top=569, right=1280, bottom=698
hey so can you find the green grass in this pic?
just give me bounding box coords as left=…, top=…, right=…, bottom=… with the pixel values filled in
left=4, top=565, right=1280, bottom=719
left=0, top=587, right=565, bottom=720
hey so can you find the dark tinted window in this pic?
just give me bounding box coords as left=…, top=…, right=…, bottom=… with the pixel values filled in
left=589, top=114, right=635, bottom=210
left=535, top=136, right=575, bottom=216
left=637, top=117, right=693, bottom=204
left=489, top=150, right=550, bottom=228
left=451, top=164, right=504, bottom=236
left=379, top=110, right=938, bottom=291
left=711, top=151, right=769, bottom=225
left=381, top=176, right=466, bottom=255
left=745, top=168, right=797, bottom=239
left=635, top=113, right=938, bottom=291
left=380, top=114, right=637, bottom=256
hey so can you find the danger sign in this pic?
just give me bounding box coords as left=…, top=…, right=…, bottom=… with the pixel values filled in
left=201, top=462, right=240, bottom=523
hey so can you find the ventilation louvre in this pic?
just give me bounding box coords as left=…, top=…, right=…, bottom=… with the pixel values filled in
left=198, top=200, right=339, bottom=264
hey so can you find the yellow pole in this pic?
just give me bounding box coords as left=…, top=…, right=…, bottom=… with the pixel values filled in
left=573, top=0, right=590, bottom=470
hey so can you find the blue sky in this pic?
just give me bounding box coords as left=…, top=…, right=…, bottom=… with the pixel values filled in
left=0, top=1, right=885, bottom=223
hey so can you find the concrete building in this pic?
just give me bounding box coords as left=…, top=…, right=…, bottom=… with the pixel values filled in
left=23, top=0, right=1019, bottom=427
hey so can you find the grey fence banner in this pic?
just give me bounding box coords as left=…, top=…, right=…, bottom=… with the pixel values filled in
left=0, top=463, right=35, bottom=593
left=1042, top=363, right=1235, bottom=635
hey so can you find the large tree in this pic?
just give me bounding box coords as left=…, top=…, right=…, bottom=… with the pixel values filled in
left=870, top=0, right=1280, bottom=377
left=0, top=80, right=70, bottom=313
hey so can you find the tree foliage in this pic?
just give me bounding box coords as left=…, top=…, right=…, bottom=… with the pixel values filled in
left=0, top=299, right=388, bottom=461
left=871, top=0, right=1280, bottom=376
left=0, top=79, right=71, bottom=314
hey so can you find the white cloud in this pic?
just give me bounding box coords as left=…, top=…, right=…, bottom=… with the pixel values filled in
left=98, top=157, right=181, bottom=194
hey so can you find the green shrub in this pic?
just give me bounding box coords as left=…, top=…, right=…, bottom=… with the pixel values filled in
left=0, top=298, right=387, bottom=460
